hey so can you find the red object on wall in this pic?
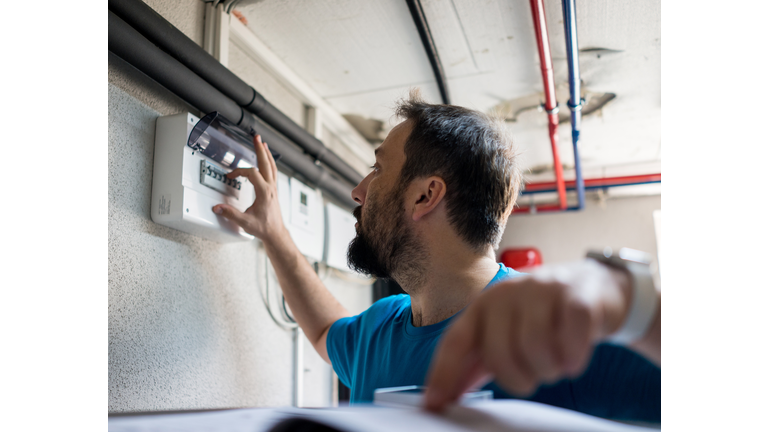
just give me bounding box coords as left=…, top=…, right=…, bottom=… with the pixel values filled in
left=499, top=247, right=543, bottom=271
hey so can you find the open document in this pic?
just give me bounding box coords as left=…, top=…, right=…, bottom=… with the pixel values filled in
left=108, top=400, right=659, bottom=432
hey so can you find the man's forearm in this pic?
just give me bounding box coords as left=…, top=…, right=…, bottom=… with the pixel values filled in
left=263, top=227, right=350, bottom=358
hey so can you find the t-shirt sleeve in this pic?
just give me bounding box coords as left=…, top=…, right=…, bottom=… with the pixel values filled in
left=325, top=295, right=409, bottom=389
left=326, top=314, right=362, bottom=388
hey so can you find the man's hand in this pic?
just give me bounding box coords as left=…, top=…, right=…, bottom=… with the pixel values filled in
left=423, top=259, right=635, bottom=412
left=212, top=135, right=286, bottom=244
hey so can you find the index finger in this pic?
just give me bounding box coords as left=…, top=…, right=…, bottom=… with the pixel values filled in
left=228, top=167, right=267, bottom=194
left=264, top=141, right=278, bottom=181
left=423, top=308, right=484, bottom=411
left=253, top=135, right=274, bottom=183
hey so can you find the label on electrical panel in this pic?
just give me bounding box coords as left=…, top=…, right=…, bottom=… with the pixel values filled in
left=200, top=160, right=241, bottom=198
left=158, top=194, right=172, bottom=215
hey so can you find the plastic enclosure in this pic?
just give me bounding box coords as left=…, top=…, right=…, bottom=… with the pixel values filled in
left=150, top=113, right=256, bottom=243
left=324, top=202, right=357, bottom=271
left=276, top=171, right=325, bottom=262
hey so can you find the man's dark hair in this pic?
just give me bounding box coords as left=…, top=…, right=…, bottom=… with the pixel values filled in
left=395, top=90, right=522, bottom=251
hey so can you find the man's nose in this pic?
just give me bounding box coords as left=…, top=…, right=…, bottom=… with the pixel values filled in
left=351, top=172, right=372, bottom=205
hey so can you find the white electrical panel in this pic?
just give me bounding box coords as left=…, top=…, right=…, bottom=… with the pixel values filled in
left=325, top=202, right=357, bottom=272
left=276, top=171, right=325, bottom=262
left=150, top=113, right=255, bottom=243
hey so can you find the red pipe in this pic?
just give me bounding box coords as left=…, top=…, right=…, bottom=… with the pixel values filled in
left=513, top=204, right=564, bottom=214
left=529, top=0, right=567, bottom=210
left=524, top=174, right=662, bottom=193
left=513, top=173, right=662, bottom=214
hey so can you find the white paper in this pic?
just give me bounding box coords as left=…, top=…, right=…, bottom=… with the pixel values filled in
left=108, top=400, right=658, bottom=432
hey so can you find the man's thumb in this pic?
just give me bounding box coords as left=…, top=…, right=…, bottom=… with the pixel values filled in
left=213, top=204, right=249, bottom=228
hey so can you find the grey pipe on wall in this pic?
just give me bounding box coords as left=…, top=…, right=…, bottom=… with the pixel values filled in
left=108, top=0, right=364, bottom=186
left=108, top=11, right=358, bottom=209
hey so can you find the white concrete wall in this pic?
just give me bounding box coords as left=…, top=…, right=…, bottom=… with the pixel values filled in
left=108, top=0, right=371, bottom=413
left=499, top=194, right=661, bottom=279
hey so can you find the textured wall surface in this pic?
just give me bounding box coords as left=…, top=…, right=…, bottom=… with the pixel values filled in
left=109, top=0, right=371, bottom=413
left=499, top=195, right=661, bottom=273
left=109, top=82, right=294, bottom=411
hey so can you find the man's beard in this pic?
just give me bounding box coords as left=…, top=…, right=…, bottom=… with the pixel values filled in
left=347, top=184, right=425, bottom=287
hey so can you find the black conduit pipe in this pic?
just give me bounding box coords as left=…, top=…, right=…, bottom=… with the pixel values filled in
left=108, top=11, right=358, bottom=209
left=405, top=0, right=450, bottom=105
left=108, top=0, right=364, bottom=186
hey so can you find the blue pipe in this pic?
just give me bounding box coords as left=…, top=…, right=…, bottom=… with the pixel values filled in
left=521, top=180, right=661, bottom=195
left=562, top=0, right=586, bottom=210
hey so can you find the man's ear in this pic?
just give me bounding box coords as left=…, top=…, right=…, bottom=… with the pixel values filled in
left=410, top=176, right=446, bottom=221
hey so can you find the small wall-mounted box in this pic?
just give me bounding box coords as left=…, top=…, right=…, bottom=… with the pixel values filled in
left=276, top=171, right=325, bottom=262
left=150, top=113, right=256, bottom=243
left=325, top=202, right=357, bottom=272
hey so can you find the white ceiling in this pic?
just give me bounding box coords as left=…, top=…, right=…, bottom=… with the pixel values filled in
left=237, top=0, right=660, bottom=185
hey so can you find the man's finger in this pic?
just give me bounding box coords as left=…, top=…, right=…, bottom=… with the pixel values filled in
left=228, top=167, right=267, bottom=194
left=253, top=135, right=273, bottom=183
left=483, top=299, right=537, bottom=396
left=557, top=296, right=594, bottom=377
left=423, top=309, right=481, bottom=411
left=265, top=141, right=278, bottom=181
left=518, top=289, right=561, bottom=383
left=212, top=204, right=251, bottom=230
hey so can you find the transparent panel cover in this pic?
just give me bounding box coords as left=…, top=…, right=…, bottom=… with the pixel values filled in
left=187, top=112, right=258, bottom=169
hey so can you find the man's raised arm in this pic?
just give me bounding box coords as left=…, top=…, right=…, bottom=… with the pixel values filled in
left=212, top=135, right=350, bottom=363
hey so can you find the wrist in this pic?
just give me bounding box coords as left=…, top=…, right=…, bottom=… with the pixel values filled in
left=601, top=265, right=632, bottom=337
left=262, top=224, right=291, bottom=248
left=587, top=248, right=658, bottom=346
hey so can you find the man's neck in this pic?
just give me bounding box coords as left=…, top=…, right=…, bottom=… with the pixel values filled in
left=404, top=252, right=500, bottom=327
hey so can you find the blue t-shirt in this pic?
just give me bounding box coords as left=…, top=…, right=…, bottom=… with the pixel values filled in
left=326, top=264, right=660, bottom=422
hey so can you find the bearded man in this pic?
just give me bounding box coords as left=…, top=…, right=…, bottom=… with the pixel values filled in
left=212, top=94, right=661, bottom=423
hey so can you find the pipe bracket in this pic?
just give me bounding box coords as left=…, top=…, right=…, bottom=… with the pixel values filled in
left=243, top=87, right=258, bottom=109
left=541, top=103, right=559, bottom=115
left=567, top=98, right=586, bottom=111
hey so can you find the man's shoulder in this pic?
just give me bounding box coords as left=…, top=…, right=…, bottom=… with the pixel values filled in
left=332, top=294, right=409, bottom=333
left=363, top=294, right=410, bottom=322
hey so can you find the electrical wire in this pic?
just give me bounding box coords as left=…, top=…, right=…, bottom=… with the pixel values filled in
left=316, top=261, right=331, bottom=281
left=258, top=247, right=298, bottom=330
left=282, top=294, right=296, bottom=323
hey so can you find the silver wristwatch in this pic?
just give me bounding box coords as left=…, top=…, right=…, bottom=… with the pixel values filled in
left=586, top=248, right=658, bottom=345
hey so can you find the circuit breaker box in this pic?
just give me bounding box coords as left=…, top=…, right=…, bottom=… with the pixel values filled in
left=150, top=112, right=256, bottom=243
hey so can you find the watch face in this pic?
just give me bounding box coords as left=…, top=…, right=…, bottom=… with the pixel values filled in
left=587, top=248, right=651, bottom=266
left=617, top=248, right=651, bottom=265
